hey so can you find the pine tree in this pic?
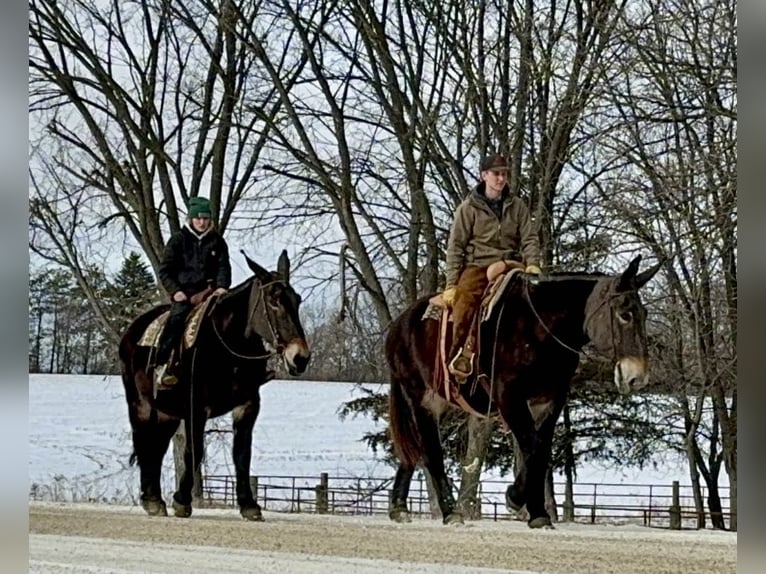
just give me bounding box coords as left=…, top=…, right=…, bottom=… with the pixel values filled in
left=110, top=252, right=159, bottom=335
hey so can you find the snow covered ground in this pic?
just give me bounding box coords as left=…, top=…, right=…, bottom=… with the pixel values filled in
left=28, top=373, right=717, bottom=509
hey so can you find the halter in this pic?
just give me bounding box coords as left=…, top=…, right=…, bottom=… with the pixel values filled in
left=209, top=279, right=285, bottom=361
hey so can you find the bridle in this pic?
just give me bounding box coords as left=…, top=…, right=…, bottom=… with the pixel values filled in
left=209, top=279, right=286, bottom=361
left=480, top=275, right=621, bottom=417
left=521, top=276, right=626, bottom=360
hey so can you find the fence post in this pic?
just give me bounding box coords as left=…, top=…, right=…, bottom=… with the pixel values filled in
left=315, top=472, right=329, bottom=514
left=669, top=480, right=681, bottom=530
left=418, top=474, right=424, bottom=515
left=590, top=483, right=597, bottom=524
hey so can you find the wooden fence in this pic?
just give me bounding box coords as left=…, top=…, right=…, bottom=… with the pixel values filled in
left=201, top=472, right=732, bottom=530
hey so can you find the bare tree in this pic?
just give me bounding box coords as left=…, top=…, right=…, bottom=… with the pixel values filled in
left=29, top=0, right=288, bottom=326
left=593, top=0, right=737, bottom=529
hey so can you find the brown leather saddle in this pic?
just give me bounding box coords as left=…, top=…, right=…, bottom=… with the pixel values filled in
left=424, top=264, right=524, bottom=418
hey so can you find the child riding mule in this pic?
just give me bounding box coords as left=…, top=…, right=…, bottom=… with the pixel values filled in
left=119, top=250, right=311, bottom=520
left=385, top=255, right=661, bottom=528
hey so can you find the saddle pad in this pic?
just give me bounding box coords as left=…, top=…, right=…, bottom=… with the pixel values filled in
left=137, top=313, right=167, bottom=347
left=137, top=297, right=216, bottom=349
left=422, top=301, right=444, bottom=321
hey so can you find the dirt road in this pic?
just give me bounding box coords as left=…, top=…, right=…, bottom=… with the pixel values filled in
left=29, top=502, right=736, bottom=573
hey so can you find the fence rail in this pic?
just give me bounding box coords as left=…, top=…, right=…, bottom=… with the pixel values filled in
left=201, top=472, right=732, bottom=530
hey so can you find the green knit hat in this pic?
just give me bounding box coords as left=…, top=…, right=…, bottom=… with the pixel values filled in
left=187, top=197, right=212, bottom=219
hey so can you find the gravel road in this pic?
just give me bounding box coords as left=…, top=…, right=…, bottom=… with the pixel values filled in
left=29, top=502, right=736, bottom=573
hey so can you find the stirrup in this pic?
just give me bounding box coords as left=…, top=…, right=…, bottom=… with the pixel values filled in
left=448, top=347, right=474, bottom=382
left=154, top=364, right=178, bottom=388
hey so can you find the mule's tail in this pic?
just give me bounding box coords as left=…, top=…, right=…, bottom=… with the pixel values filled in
left=388, top=377, right=423, bottom=467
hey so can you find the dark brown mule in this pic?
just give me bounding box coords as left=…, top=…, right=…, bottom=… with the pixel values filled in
left=386, top=255, right=661, bottom=528
left=119, top=250, right=311, bottom=520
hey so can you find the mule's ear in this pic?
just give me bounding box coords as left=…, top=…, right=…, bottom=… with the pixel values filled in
left=241, top=249, right=271, bottom=282
left=635, top=259, right=664, bottom=289
left=277, top=249, right=290, bottom=283
left=616, top=255, right=642, bottom=291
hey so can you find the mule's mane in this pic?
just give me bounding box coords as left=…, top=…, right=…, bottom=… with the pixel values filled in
left=513, top=273, right=608, bottom=300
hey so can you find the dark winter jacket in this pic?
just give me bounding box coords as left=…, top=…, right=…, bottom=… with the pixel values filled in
left=445, top=183, right=541, bottom=287
left=159, top=225, right=231, bottom=297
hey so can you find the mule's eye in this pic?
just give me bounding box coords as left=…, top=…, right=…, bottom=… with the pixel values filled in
left=617, top=311, right=632, bottom=324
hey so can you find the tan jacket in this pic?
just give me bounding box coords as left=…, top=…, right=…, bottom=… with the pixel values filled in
left=445, top=185, right=541, bottom=287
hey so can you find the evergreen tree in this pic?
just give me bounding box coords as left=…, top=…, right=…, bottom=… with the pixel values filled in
left=109, top=251, right=160, bottom=336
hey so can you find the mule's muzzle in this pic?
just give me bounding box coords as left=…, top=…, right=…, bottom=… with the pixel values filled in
left=283, top=339, right=311, bottom=376
left=614, top=357, right=649, bottom=394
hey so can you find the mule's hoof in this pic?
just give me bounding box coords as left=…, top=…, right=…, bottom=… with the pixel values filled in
left=172, top=499, right=192, bottom=518
left=389, top=508, right=411, bottom=523
left=528, top=516, right=553, bottom=529
left=141, top=498, right=168, bottom=517
left=443, top=512, right=465, bottom=526
left=240, top=505, right=264, bottom=521
left=505, top=485, right=525, bottom=512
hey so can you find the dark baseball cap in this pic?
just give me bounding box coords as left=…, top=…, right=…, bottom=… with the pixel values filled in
left=480, top=154, right=510, bottom=171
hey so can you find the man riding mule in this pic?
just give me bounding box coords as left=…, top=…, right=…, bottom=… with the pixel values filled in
left=443, top=154, right=542, bottom=382
left=386, top=255, right=661, bottom=528
left=120, top=245, right=311, bottom=520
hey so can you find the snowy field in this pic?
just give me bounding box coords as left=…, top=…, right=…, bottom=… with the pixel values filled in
left=29, top=373, right=714, bottom=510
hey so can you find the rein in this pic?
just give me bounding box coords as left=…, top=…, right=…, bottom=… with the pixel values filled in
left=208, top=280, right=284, bottom=361
left=522, top=280, right=583, bottom=356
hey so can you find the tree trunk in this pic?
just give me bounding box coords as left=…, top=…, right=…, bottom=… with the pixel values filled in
left=710, top=389, right=736, bottom=531
left=173, top=428, right=184, bottom=496
left=562, top=403, right=576, bottom=522
left=728, top=466, right=736, bottom=531
left=544, top=467, right=558, bottom=522
left=49, top=307, right=58, bottom=373
left=82, top=329, right=91, bottom=374
left=684, top=432, right=705, bottom=529
left=33, top=308, right=44, bottom=373
left=172, top=425, right=202, bottom=502
left=423, top=468, right=442, bottom=520
left=705, top=482, right=726, bottom=530
left=456, top=415, right=493, bottom=520
left=687, top=447, right=706, bottom=529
